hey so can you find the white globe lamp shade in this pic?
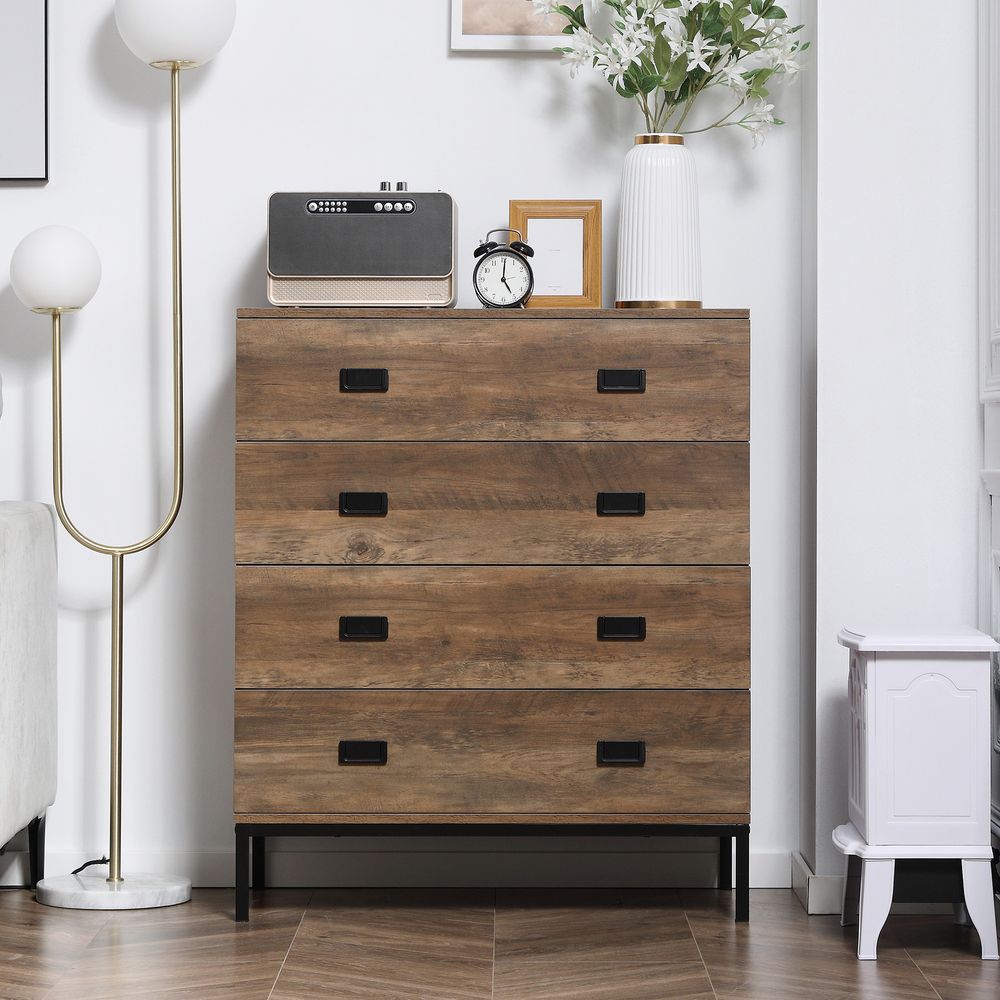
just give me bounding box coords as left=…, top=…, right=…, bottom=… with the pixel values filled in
left=10, top=227, right=102, bottom=314
left=115, top=0, right=236, bottom=68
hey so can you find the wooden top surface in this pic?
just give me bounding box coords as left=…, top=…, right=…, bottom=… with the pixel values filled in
left=237, top=307, right=750, bottom=320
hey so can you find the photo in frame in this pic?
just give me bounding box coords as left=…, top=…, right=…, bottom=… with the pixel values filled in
left=509, top=200, right=602, bottom=308
left=0, top=0, right=48, bottom=182
left=451, top=0, right=564, bottom=52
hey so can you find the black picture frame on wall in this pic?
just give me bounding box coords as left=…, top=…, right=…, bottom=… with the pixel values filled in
left=0, top=0, right=48, bottom=182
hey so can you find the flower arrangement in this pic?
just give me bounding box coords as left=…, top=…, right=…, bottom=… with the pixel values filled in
left=530, top=0, right=807, bottom=144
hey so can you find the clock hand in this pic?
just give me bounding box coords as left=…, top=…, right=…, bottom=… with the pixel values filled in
left=502, top=276, right=512, bottom=293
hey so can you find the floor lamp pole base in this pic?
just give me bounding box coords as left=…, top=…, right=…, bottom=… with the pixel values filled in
left=35, top=873, right=192, bottom=910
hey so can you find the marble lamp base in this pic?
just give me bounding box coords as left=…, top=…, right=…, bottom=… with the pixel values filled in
left=35, top=873, right=191, bottom=910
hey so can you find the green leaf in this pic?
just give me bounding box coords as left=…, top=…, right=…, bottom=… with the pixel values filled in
left=664, top=55, right=688, bottom=91
left=562, top=25, right=575, bottom=34
left=765, top=6, right=787, bottom=18
left=638, top=73, right=661, bottom=94
left=653, top=32, right=673, bottom=75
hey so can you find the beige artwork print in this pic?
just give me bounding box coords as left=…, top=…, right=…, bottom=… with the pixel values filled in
left=462, top=0, right=564, bottom=35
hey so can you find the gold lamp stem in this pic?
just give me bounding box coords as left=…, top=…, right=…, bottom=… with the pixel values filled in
left=49, top=64, right=185, bottom=885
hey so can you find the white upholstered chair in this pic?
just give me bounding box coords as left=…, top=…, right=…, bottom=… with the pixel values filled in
left=0, top=502, right=57, bottom=887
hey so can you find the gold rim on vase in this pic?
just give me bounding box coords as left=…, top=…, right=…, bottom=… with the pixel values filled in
left=615, top=299, right=703, bottom=309
left=634, top=134, right=685, bottom=145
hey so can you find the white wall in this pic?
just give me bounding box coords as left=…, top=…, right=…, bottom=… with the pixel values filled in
left=805, top=0, right=981, bottom=880
left=0, top=0, right=803, bottom=887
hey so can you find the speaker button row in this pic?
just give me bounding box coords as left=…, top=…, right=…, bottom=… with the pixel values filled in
left=375, top=201, right=414, bottom=213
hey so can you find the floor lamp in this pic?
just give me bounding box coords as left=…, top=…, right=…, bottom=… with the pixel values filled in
left=8, top=0, right=235, bottom=910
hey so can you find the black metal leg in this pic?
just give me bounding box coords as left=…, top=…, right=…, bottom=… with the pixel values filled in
left=27, top=815, right=45, bottom=889
left=718, top=836, right=732, bottom=891
left=235, top=825, right=250, bottom=922
left=252, top=836, right=266, bottom=890
left=735, top=825, right=750, bottom=922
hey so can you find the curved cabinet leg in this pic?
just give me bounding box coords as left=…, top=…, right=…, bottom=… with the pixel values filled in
left=961, top=859, right=999, bottom=960
left=857, top=859, right=894, bottom=960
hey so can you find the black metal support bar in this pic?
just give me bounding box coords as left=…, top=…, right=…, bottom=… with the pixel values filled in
left=27, top=814, right=45, bottom=890
left=233, top=822, right=750, bottom=923
left=235, top=825, right=250, bottom=922
left=252, top=835, right=266, bottom=890
left=735, top=824, right=750, bottom=921
left=717, top=836, right=732, bottom=891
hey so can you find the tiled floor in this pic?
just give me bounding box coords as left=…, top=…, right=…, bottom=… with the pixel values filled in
left=1, top=887, right=998, bottom=999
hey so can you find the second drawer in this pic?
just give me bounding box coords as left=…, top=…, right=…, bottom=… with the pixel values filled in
left=236, top=566, right=749, bottom=689
left=235, top=441, right=748, bottom=565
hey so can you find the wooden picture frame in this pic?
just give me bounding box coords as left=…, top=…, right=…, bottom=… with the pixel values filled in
left=0, top=0, right=48, bottom=182
left=509, top=200, right=602, bottom=308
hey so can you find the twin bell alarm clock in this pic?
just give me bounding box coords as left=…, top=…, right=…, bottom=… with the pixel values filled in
left=473, top=229, right=535, bottom=308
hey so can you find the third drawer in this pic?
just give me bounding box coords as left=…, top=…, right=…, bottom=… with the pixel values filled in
left=236, top=565, right=749, bottom=689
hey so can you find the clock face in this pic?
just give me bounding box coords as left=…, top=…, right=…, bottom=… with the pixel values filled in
left=474, top=250, right=532, bottom=307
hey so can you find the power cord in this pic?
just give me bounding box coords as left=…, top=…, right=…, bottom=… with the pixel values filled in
left=71, top=857, right=109, bottom=876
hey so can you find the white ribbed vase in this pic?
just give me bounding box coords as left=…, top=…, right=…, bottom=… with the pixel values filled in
left=616, top=134, right=702, bottom=308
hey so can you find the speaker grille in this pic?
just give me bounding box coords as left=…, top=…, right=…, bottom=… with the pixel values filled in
left=268, top=275, right=454, bottom=307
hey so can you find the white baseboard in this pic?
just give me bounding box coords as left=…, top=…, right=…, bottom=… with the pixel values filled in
left=1, top=840, right=792, bottom=890
left=791, top=850, right=843, bottom=913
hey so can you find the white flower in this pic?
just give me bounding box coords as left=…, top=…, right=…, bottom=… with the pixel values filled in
left=744, top=99, right=776, bottom=146
left=595, top=36, right=644, bottom=89
left=653, top=10, right=688, bottom=58
left=561, top=29, right=597, bottom=79
left=765, top=28, right=802, bottom=75
left=531, top=1, right=560, bottom=16
left=717, top=0, right=735, bottom=9
left=687, top=31, right=717, bottom=74
left=618, top=6, right=654, bottom=50
left=718, top=63, right=748, bottom=96
left=676, top=0, right=706, bottom=11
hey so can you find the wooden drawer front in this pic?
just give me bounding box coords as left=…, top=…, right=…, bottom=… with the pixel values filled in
left=235, top=442, right=748, bottom=565
left=236, top=566, right=749, bottom=689
left=234, top=690, right=749, bottom=815
left=235, top=317, right=748, bottom=442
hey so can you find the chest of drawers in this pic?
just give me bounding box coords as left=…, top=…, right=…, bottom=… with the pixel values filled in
left=233, top=308, right=750, bottom=920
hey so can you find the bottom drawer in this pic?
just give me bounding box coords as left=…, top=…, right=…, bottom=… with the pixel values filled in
left=234, top=690, right=749, bottom=816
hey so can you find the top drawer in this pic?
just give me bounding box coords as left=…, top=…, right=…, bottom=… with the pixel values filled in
left=236, top=315, right=749, bottom=442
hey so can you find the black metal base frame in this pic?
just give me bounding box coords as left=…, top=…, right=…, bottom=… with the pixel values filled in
left=234, top=822, right=750, bottom=923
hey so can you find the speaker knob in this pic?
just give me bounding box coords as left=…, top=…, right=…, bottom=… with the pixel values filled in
left=396, top=181, right=408, bottom=191
left=379, top=181, right=391, bottom=191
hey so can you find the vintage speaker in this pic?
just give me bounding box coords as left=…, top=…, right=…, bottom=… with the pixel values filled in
left=267, top=187, right=456, bottom=307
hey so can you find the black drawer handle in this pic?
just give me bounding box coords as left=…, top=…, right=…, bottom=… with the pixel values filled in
left=597, top=616, right=646, bottom=641
left=596, top=492, right=645, bottom=516
left=598, top=369, right=646, bottom=393
left=339, top=491, right=388, bottom=517
left=340, top=368, right=389, bottom=393
left=338, top=740, right=388, bottom=766
left=339, top=616, right=389, bottom=641
left=597, top=740, right=646, bottom=767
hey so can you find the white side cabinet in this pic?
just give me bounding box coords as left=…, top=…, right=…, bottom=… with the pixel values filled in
left=841, top=625, right=995, bottom=846
left=835, top=625, right=1000, bottom=961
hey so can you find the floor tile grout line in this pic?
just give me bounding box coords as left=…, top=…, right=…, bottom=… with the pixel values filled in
left=905, top=948, right=945, bottom=1000
left=266, top=891, right=313, bottom=1000
left=491, top=887, right=497, bottom=1000
left=684, top=910, right=720, bottom=1000
left=39, top=902, right=115, bottom=1000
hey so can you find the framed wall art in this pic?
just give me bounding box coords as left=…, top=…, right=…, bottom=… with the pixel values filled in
left=451, top=0, right=564, bottom=52
left=509, top=199, right=602, bottom=308
left=0, top=0, right=48, bottom=182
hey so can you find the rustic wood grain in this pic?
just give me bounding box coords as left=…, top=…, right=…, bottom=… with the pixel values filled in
left=235, top=315, right=749, bottom=441
left=234, top=442, right=749, bottom=565
left=234, top=690, right=749, bottom=816
left=236, top=566, right=749, bottom=689
left=232, top=813, right=751, bottom=825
